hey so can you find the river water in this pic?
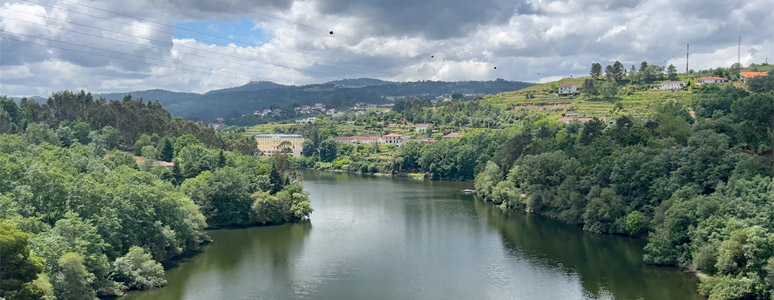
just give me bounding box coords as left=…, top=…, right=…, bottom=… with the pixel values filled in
left=123, top=171, right=701, bottom=300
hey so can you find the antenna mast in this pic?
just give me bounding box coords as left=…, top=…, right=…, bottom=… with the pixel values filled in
left=737, top=36, right=741, bottom=65
left=686, top=43, right=689, bottom=73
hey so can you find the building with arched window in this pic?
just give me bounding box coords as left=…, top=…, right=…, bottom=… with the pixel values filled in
left=254, top=134, right=305, bottom=157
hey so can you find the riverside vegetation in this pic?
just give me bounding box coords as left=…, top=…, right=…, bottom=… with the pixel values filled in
left=0, top=91, right=312, bottom=300
left=270, top=70, right=774, bottom=300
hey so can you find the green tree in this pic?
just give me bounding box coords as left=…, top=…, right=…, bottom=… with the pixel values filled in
left=667, top=64, right=678, bottom=80
left=132, top=134, right=153, bottom=156
left=582, top=78, right=599, bottom=96
left=173, top=134, right=203, bottom=156
left=101, top=126, right=120, bottom=150
left=112, top=246, right=167, bottom=290
left=590, top=63, right=602, bottom=78
left=159, top=138, right=174, bottom=161
left=318, top=139, right=338, bottom=163
left=747, top=74, right=774, bottom=93
left=625, top=211, right=647, bottom=235
left=612, top=61, right=625, bottom=81
left=0, top=221, right=45, bottom=300
left=474, top=161, right=502, bottom=199
left=53, top=252, right=96, bottom=300
left=600, top=81, right=619, bottom=98
left=72, top=121, right=92, bottom=144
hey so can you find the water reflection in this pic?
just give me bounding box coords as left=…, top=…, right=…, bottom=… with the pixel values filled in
left=473, top=199, right=701, bottom=300
left=122, top=222, right=312, bottom=300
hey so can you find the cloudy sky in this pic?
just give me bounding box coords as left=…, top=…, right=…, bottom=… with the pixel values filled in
left=0, top=0, right=772, bottom=97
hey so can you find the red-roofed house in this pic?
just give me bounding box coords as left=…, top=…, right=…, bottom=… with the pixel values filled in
left=697, top=76, right=727, bottom=84
left=383, top=133, right=404, bottom=145
left=741, top=71, right=769, bottom=83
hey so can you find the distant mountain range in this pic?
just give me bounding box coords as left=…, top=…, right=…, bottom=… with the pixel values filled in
left=85, top=78, right=532, bottom=121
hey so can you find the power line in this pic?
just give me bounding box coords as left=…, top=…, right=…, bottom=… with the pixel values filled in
left=0, top=7, right=341, bottom=79
left=28, top=0, right=392, bottom=77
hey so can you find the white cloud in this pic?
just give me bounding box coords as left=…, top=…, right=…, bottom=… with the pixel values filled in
left=0, top=0, right=773, bottom=97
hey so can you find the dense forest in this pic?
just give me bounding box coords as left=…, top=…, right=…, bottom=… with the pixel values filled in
left=296, top=75, right=774, bottom=299
left=0, top=92, right=312, bottom=299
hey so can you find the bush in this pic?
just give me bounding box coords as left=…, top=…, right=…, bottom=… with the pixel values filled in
left=112, top=246, right=166, bottom=290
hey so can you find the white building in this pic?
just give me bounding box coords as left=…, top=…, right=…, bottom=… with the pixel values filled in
left=415, top=124, right=430, bottom=132
left=659, top=81, right=686, bottom=90
left=295, top=117, right=317, bottom=124
left=558, top=84, right=579, bottom=96
left=697, top=76, right=727, bottom=84
left=383, top=133, right=404, bottom=145
left=254, top=134, right=304, bottom=157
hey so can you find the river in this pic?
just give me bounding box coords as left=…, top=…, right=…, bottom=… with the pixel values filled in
left=123, top=171, right=701, bottom=300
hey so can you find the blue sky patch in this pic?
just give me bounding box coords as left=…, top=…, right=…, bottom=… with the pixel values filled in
left=174, top=18, right=271, bottom=46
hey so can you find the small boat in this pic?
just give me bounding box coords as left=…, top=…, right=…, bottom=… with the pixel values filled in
left=461, top=189, right=476, bottom=194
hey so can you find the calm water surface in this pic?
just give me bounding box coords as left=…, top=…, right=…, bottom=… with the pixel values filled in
left=123, top=171, right=701, bottom=300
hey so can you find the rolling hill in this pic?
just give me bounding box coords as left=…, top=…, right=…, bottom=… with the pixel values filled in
left=92, top=78, right=532, bottom=121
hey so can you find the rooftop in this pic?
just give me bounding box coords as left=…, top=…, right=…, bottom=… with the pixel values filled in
left=741, top=71, right=768, bottom=78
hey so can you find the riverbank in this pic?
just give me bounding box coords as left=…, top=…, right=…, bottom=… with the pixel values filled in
left=301, top=166, right=428, bottom=180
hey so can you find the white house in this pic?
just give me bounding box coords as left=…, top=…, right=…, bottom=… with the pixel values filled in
left=383, top=133, right=403, bottom=145
left=558, top=84, right=579, bottom=96
left=659, top=81, right=686, bottom=90
left=295, top=117, right=317, bottom=124
left=697, top=77, right=727, bottom=84
left=415, top=124, right=430, bottom=132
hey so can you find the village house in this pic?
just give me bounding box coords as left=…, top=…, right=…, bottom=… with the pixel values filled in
left=314, top=103, right=325, bottom=109
left=415, top=124, right=430, bottom=132
left=383, top=133, right=404, bottom=145
left=659, top=81, right=686, bottom=90
left=254, top=134, right=305, bottom=157
left=697, top=76, right=727, bottom=84
left=295, top=117, right=317, bottom=124
left=741, top=71, right=769, bottom=83
left=558, top=83, right=579, bottom=96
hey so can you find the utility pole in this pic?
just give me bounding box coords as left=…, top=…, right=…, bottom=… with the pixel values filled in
left=686, top=43, right=690, bottom=74
left=737, top=36, right=741, bottom=65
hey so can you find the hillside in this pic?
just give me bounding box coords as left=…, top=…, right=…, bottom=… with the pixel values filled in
left=94, top=79, right=532, bottom=121
left=485, top=75, right=699, bottom=120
